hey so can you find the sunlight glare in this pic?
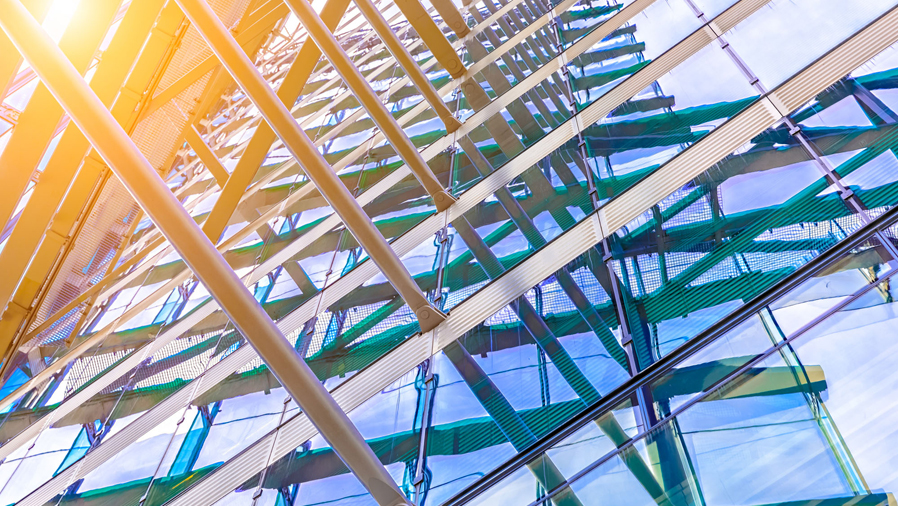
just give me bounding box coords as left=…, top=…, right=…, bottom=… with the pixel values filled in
left=16, top=0, right=83, bottom=74
left=42, top=0, right=83, bottom=43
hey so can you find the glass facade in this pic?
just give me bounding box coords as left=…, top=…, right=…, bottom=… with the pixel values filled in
left=1, top=0, right=898, bottom=505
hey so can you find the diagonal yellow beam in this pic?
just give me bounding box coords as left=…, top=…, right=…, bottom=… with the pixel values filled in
left=107, top=0, right=289, bottom=257
left=0, top=1, right=189, bottom=363
left=429, top=0, right=470, bottom=38
left=91, top=0, right=530, bottom=277
left=150, top=11, right=283, bottom=182
left=393, top=0, right=465, bottom=78
left=0, top=0, right=52, bottom=101
left=0, top=0, right=175, bottom=358
left=36, top=1, right=286, bottom=349
left=190, top=139, right=325, bottom=299
left=185, top=124, right=230, bottom=187
left=33, top=8, right=340, bottom=333
left=137, top=0, right=290, bottom=122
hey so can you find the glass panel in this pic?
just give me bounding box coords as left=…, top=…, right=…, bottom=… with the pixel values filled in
left=193, top=392, right=297, bottom=470
left=567, top=0, right=704, bottom=110
left=77, top=409, right=196, bottom=499
left=555, top=0, right=640, bottom=49
left=607, top=102, right=872, bottom=371
left=468, top=398, right=640, bottom=506
left=723, top=0, right=898, bottom=89
left=543, top=352, right=864, bottom=506
left=0, top=426, right=80, bottom=504
left=649, top=234, right=888, bottom=418
left=425, top=250, right=632, bottom=502
left=769, top=236, right=891, bottom=336
left=588, top=42, right=759, bottom=202
left=789, top=278, right=898, bottom=495
left=791, top=44, right=898, bottom=215
left=265, top=368, right=418, bottom=506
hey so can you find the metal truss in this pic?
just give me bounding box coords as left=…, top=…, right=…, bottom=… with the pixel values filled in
left=156, top=6, right=898, bottom=505
left=2, top=0, right=898, bottom=504
left=0, top=0, right=622, bottom=419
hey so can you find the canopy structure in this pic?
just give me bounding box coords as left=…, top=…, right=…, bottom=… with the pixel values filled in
left=0, top=0, right=898, bottom=505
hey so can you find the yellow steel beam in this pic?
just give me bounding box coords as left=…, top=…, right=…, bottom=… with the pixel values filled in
left=2, top=2, right=133, bottom=105
left=201, top=0, right=353, bottom=242
left=0, top=0, right=52, bottom=101
left=22, top=1, right=283, bottom=344
left=77, top=0, right=287, bottom=272
left=171, top=0, right=442, bottom=180
left=17, top=2, right=289, bottom=347
left=429, top=0, right=470, bottom=38
left=185, top=124, right=230, bottom=186
left=149, top=19, right=446, bottom=249
left=174, top=10, right=403, bottom=193
left=0, top=0, right=295, bottom=370
left=0, top=103, right=20, bottom=125
left=0, top=3, right=187, bottom=355
left=138, top=0, right=290, bottom=122
left=0, top=0, right=171, bottom=353
left=0, top=0, right=120, bottom=236
left=393, top=0, right=465, bottom=78
left=148, top=0, right=289, bottom=198
left=165, top=0, right=456, bottom=223
left=287, top=5, right=415, bottom=112
left=176, top=0, right=451, bottom=186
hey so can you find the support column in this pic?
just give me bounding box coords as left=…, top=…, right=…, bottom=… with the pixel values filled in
left=0, top=3, right=412, bottom=505
left=282, top=0, right=457, bottom=212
